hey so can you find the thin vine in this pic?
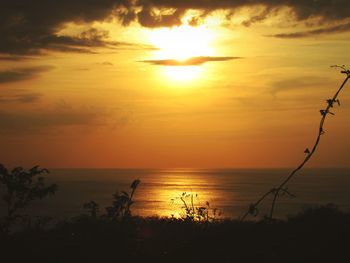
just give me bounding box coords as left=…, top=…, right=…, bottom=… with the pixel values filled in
left=241, top=65, right=350, bottom=221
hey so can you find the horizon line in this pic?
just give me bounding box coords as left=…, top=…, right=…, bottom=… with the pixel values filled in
left=43, top=167, right=350, bottom=170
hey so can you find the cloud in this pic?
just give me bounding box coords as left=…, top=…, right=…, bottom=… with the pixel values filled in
left=0, top=106, right=102, bottom=134
left=268, top=22, right=350, bottom=38
left=136, top=7, right=186, bottom=28
left=0, top=55, right=33, bottom=61
left=0, top=93, right=42, bottom=103
left=0, top=66, right=54, bottom=84
left=0, top=23, right=153, bottom=55
left=0, top=1, right=125, bottom=55
left=270, top=76, right=333, bottom=96
left=101, top=61, right=114, bottom=66
left=241, top=6, right=276, bottom=27
left=0, top=101, right=133, bottom=134
left=127, top=0, right=350, bottom=28
left=1, top=0, right=350, bottom=55
left=140, top=56, right=240, bottom=66
left=0, top=4, right=154, bottom=56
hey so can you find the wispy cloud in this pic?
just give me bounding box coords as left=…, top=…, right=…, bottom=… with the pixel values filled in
left=0, top=100, right=134, bottom=134
left=0, top=66, right=54, bottom=84
left=270, top=76, right=333, bottom=95
left=0, top=93, right=42, bottom=103
left=268, top=22, right=350, bottom=38
left=0, top=24, right=155, bottom=56
left=0, top=107, right=101, bottom=134
left=0, top=55, right=33, bottom=61
left=140, top=56, right=241, bottom=66
left=100, top=61, right=114, bottom=66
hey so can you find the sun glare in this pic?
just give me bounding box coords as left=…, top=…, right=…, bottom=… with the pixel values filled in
left=164, top=66, right=203, bottom=82
left=150, top=25, right=214, bottom=61
left=149, top=25, right=214, bottom=82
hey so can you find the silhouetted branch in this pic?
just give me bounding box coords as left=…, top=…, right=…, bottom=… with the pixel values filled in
left=241, top=66, right=350, bottom=221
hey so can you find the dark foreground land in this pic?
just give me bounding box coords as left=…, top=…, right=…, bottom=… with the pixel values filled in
left=1, top=205, right=349, bottom=263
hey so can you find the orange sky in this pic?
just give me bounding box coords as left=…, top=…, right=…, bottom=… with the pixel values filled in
left=1, top=2, right=350, bottom=168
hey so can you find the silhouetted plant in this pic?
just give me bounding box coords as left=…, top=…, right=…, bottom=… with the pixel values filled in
left=0, top=164, right=57, bottom=233
left=23, top=215, right=54, bottom=231
left=83, top=200, right=99, bottom=218
left=105, top=179, right=140, bottom=220
left=241, top=66, right=350, bottom=221
left=172, top=192, right=220, bottom=222
left=289, top=203, right=343, bottom=223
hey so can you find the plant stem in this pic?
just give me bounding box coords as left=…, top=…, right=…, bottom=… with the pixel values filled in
left=241, top=72, right=349, bottom=221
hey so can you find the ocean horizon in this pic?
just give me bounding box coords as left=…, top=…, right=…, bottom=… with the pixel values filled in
left=3, top=168, right=346, bottom=220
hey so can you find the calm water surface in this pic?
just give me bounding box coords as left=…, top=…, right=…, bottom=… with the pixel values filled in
left=10, top=168, right=350, bottom=219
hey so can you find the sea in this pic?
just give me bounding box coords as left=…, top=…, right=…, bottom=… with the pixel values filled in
left=3, top=168, right=350, bottom=220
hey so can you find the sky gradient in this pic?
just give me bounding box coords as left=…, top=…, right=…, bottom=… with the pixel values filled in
left=1, top=1, right=350, bottom=168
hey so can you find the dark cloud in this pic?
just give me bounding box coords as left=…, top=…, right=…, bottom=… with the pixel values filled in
left=0, top=55, right=33, bottom=61
left=131, top=0, right=350, bottom=27
left=0, top=66, right=54, bottom=84
left=41, top=28, right=155, bottom=52
left=0, top=93, right=42, bottom=104
left=1, top=0, right=350, bottom=55
left=33, top=28, right=113, bottom=54
left=241, top=7, right=276, bottom=27
left=0, top=1, right=125, bottom=55
left=137, top=7, right=185, bottom=28
left=268, top=22, right=350, bottom=38
left=140, top=56, right=240, bottom=66
left=0, top=1, right=153, bottom=55
left=101, top=61, right=114, bottom=66
left=0, top=23, right=152, bottom=55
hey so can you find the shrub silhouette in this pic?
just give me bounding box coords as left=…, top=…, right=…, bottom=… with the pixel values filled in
left=0, top=164, right=57, bottom=233
left=83, top=200, right=99, bottom=218
left=105, top=179, right=141, bottom=220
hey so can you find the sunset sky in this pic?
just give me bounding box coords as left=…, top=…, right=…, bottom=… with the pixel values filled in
left=1, top=0, right=350, bottom=168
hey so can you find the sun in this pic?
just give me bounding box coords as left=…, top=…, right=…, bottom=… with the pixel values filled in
left=163, top=66, right=203, bottom=83
left=148, top=25, right=214, bottom=81
left=149, top=25, right=214, bottom=61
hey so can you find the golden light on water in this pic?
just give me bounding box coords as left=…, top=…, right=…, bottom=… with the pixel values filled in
left=142, top=170, right=223, bottom=218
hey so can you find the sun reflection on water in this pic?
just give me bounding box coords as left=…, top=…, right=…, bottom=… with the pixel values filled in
left=141, top=169, right=221, bottom=218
